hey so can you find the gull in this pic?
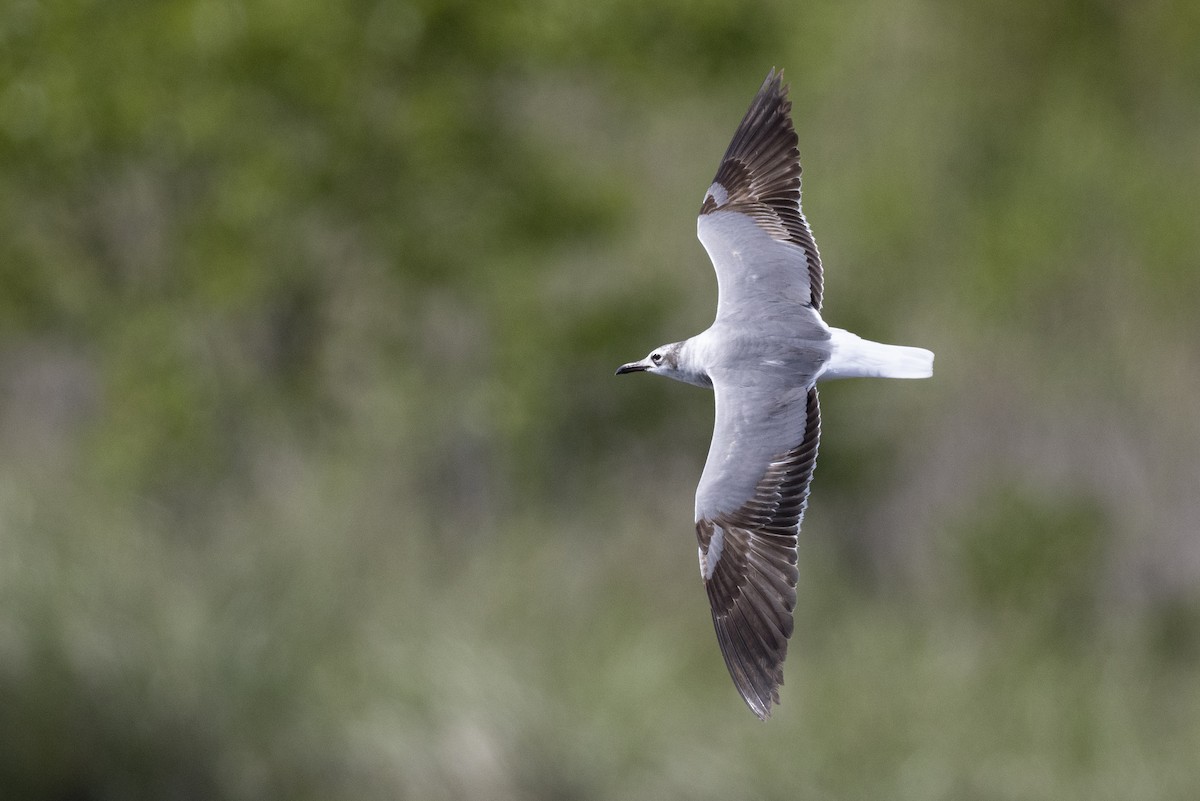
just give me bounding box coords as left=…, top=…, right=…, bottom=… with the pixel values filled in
left=616, top=69, right=933, bottom=719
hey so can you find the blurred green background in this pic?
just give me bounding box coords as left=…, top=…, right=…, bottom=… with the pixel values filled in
left=3, top=0, right=1200, bottom=798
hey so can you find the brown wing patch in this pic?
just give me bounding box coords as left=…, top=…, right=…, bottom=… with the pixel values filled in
left=695, top=387, right=821, bottom=718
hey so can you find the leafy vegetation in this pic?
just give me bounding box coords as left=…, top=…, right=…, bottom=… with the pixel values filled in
left=2, top=0, right=1199, bottom=798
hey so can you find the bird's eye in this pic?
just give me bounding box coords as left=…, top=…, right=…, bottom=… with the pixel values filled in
left=651, top=352, right=663, bottom=364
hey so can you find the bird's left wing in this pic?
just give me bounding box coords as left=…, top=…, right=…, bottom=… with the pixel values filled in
left=697, top=69, right=824, bottom=323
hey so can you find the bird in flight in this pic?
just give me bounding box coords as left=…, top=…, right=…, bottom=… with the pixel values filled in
left=616, top=69, right=933, bottom=718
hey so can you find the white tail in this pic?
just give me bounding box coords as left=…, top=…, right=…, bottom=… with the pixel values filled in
left=822, top=328, right=934, bottom=380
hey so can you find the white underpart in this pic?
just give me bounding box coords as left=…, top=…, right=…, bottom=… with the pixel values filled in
left=820, top=327, right=934, bottom=381
left=699, top=528, right=724, bottom=579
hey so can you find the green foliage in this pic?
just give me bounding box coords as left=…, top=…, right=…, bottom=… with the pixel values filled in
left=951, top=486, right=1108, bottom=639
left=2, top=0, right=1200, bottom=797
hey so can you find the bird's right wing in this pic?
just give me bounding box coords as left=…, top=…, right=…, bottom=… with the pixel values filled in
left=694, top=379, right=821, bottom=719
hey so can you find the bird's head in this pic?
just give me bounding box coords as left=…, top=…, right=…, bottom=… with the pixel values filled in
left=615, top=343, right=680, bottom=378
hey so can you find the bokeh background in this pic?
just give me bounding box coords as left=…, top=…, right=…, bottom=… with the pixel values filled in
left=3, top=0, right=1200, bottom=798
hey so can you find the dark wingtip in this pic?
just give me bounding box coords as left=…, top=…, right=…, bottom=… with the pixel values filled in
left=746, top=690, right=775, bottom=721
left=709, top=607, right=787, bottom=720
left=760, top=67, right=788, bottom=97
